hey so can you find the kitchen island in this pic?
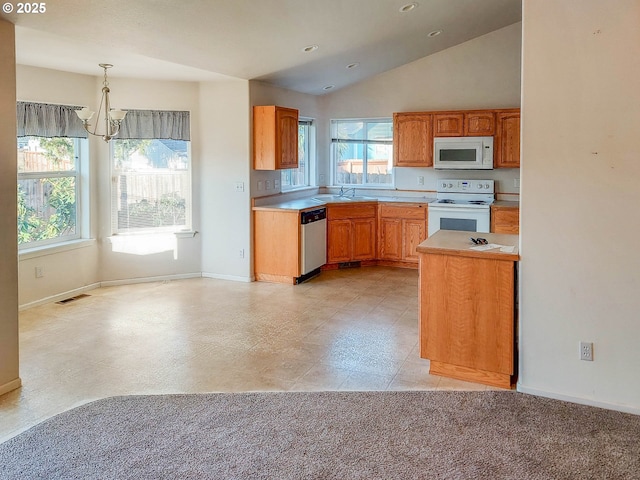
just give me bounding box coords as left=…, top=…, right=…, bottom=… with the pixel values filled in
left=416, top=230, right=519, bottom=388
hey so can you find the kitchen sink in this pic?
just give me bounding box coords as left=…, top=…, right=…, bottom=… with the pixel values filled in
left=312, top=194, right=375, bottom=202
left=312, top=194, right=348, bottom=201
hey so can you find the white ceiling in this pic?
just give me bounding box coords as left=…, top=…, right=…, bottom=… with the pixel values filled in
left=2, top=0, right=522, bottom=95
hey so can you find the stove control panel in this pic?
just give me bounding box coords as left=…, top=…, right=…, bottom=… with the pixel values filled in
left=438, top=179, right=494, bottom=194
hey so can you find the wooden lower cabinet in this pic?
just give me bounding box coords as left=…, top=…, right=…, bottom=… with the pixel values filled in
left=378, top=204, right=427, bottom=266
left=327, top=203, right=377, bottom=264
left=491, top=204, right=519, bottom=234
left=254, top=209, right=301, bottom=283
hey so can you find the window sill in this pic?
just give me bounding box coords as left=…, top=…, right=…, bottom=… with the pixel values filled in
left=19, top=238, right=96, bottom=260
left=281, top=186, right=315, bottom=193
left=107, top=231, right=198, bottom=241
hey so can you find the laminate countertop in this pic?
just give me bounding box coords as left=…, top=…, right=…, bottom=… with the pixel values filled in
left=253, top=195, right=435, bottom=212
left=416, top=229, right=519, bottom=261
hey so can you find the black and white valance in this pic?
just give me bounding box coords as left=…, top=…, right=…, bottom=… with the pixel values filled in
left=17, top=102, right=88, bottom=138
left=118, top=109, right=190, bottom=141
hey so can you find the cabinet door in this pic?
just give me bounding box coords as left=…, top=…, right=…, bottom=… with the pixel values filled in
left=491, top=206, right=519, bottom=234
left=464, top=112, right=495, bottom=136
left=352, top=218, right=376, bottom=261
left=393, top=113, right=433, bottom=167
left=433, top=113, right=464, bottom=137
left=495, top=111, right=520, bottom=168
left=276, top=107, right=299, bottom=169
left=327, top=219, right=351, bottom=263
left=379, top=218, right=403, bottom=261
left=402, top=219, right=427, bottom=263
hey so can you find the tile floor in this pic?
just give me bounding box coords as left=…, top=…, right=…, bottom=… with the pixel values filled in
left=0, top=266, right=495, bottom=442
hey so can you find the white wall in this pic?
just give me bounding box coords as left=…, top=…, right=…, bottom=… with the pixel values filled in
left=16, top=66, right=101, bottom=306
left=15, top=68, right=203, bottom=302
left=96, top=77, right=202, bottom=282
left=321, top=22, right=523, bottom=196
left=0, top=18, right=20, bottom=395
left=519, top=0, right=640, bottom=412
left=199, top=79, right=252, bottom=281
left=249, top=81, right=323, bottom=196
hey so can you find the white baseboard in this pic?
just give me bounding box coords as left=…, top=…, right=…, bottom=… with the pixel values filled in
left=100, top=272, right=202, bottom=287
left=517, top=383, right=640, bottom=415
left=19, top=272, right=255, bottom=310
left=0, top=378, right=22, bottom=396
left=19, top=283, right=101, bottom=310
left=202, top=272, right=254, bottom=283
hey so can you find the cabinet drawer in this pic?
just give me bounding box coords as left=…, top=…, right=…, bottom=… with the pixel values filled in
left=327, top=203, right=377, bottom=220
left=379, top=204, right=426, bottom=220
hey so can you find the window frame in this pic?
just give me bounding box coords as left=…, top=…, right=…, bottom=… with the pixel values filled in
left=281, top=119, right=314, bottom=192
left=330, top=117, right=394, bottom=188
left=17, top=136, right=83, bottom=250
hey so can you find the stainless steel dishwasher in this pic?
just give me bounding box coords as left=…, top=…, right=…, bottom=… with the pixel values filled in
left=300, top=207, right=327, bottom=280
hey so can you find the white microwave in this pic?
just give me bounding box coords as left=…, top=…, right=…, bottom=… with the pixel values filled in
left=433, top=136, right=494, bottom=170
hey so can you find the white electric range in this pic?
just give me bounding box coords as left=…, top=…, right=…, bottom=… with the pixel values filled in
left=427, top=179, right=494, bottom=237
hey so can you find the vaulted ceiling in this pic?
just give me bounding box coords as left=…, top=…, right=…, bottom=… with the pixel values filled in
left=2, top=0, right=522, bottom=95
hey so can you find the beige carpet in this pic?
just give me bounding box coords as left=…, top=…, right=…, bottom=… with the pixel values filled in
left=0, top=391, right=638, bottom=479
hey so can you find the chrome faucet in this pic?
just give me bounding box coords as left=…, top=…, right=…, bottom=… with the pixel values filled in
left=339, top=186, right=356, bottom=197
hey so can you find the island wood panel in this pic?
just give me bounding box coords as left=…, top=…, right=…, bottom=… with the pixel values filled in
left=254, top=210, right=300, bottom=281
left=419, top=253, right=515, bottom=387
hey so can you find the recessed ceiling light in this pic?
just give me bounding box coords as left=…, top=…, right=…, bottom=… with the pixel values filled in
left=323, top=85, right=335, bottom=91
left=399, top=3, right=418, bottom=13
left=302, top=45, right=319, bottom=53
left=346, top=62, right=360, bottom=69
left=427, top=30, right=442, bottom=37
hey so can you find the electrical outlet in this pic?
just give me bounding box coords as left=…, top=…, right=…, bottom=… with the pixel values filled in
left=274, top=179, right=280, bottom=189
left=417, top=176, right=425, bottom=185
left=257, top=181, right=264, bottom=191
left=239, top=249, right=245, bottom=259
left=235, top=181, right=244, bottom=192
left=265, top=180, right=272, bottom=190
left=580, top=341, right=594, bottom=361
left=35, top=266, right=44, bottom=278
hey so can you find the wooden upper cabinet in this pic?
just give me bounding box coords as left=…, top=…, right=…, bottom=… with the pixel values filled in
left=464, top=111, right=495, bottom=136
left=495, top=110, right=521, bottom=168
left=434, top=111, right=495, bottom=137
left=433, top=113, right=464, bottom=137
left=393, top=113, right=433, bottom=167
left=253, top=105, right=299, bottom=170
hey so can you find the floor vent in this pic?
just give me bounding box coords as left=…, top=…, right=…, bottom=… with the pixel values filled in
left=338, top=261, right=361, bottom=269
left=56, top=293, right=91, bottom=305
